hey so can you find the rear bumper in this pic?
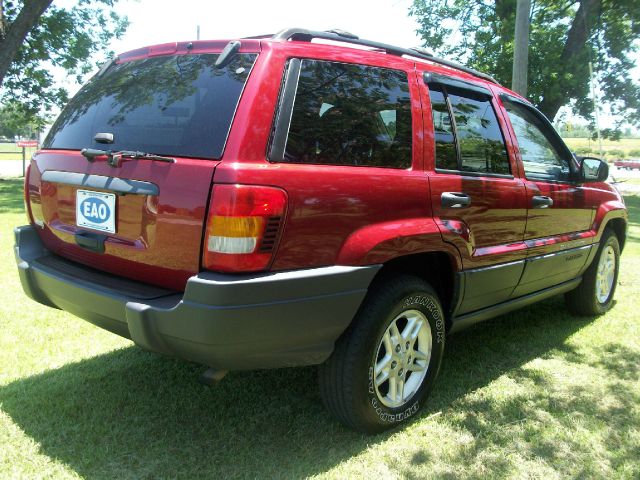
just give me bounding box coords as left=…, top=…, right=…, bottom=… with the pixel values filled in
left=15, top=225, right=379, bottom=370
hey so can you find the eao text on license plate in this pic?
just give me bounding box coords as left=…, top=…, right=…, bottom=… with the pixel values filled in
left=76, top=190, right=116, bottom=234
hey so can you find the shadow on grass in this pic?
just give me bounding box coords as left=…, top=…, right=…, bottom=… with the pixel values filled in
left=0, top=178, right=24, bottom=214
left=402, top=300, right=640, bottom=478
left=1, top=296, right=624, bottom=478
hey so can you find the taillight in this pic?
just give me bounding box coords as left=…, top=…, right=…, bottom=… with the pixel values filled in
left=202, top=184, right=287, bottom=272
left=23, top=163, right=33, bottom=223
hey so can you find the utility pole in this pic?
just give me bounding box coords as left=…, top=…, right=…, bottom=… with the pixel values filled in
left=589, top=61, right=603, bottom=157
left=512, top=0, right=531, bottom=96
left=197, top=25, right=200, bottom=40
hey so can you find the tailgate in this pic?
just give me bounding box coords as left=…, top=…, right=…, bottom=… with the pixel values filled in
left=27, top=152, right=218, bottom=291
left=25, top=48, right=258, bottom=291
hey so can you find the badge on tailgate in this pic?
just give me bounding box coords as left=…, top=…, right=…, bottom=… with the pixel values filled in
left=76, top=189, right=116, bottom=234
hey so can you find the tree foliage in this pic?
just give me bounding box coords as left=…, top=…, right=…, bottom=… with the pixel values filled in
left=0, top=0, right=129, bottom=127
left=0, top=100, right=39, bottom=137
left=409, top=0, right=640, bottom=134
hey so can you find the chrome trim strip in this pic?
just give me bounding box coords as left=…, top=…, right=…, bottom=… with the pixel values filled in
left=41, top=170, right=159, bottom=196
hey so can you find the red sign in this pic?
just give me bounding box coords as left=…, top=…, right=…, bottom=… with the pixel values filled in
left=16, top=140, right=38, bottom=148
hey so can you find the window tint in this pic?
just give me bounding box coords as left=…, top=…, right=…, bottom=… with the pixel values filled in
left=44, top=53, right=257, bottom=159
left=429, top=87, right=457, bottom=170
left=504, top=101, right=572, bottom=182
left=280, top=59, right=412, bottom=168
left=429, top=86, right=509, bottom=175
left=449, top=92, right=510, bottom=174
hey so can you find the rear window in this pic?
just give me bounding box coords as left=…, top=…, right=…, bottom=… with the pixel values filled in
left=43, top=53, right=257, bottom=159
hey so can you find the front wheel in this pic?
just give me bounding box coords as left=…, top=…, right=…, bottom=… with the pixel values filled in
left=318, top=274, right=446, bottom=433
left=565, top=229, right=620, bottom=316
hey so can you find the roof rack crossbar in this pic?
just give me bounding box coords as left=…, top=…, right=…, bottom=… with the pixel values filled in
left=272, top=28, right=497, bottom=84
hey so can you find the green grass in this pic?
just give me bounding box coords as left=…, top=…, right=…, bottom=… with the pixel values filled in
left=0, top=143, right=38, bottom=161
left=0, top=177, right=638, bottom=479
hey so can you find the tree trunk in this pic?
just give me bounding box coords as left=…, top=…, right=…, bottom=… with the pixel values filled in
left=0, top=0, right=53, bottom=88
left=538, top=0, right=601, bottom=120
left=512, top=0, right=532, bottom=96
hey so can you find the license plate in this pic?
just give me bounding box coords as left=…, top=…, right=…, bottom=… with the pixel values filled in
left=76, top=190, right=116, bottom=234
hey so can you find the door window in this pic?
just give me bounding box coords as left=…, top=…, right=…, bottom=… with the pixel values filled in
left=429, top=87, right=457, bottom=170
left=503, top=101, right=573, bottom=182
left=428, top=85, right=510, bottom=175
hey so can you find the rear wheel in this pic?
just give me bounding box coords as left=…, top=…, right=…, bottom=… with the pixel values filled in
left=565, top=229, right=620, bottom=316
left=318, top=274, right=446, bottom=433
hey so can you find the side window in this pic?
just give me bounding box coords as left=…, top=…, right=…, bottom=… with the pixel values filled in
left=429, top=85, right=510, bottom=175
left=277, top=59, right=412, bottom=169
left=503, top=101, right=572, bottom=182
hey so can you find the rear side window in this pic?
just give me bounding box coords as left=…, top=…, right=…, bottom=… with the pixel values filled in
left=276, top=59, right=412, bottom=169
left=43, top=53, right=257, bottom=159
left=429, top=85, right=510, bottom=175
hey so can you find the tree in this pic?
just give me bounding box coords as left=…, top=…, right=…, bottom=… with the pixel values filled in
left=0, top=100, right=38, bottom=138
left=0, top=0, right=129, bottom=125
left=409, top=0, right=640, bottom=135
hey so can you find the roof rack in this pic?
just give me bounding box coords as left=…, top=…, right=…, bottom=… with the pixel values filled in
left=271, top=28, right=498, bottom=84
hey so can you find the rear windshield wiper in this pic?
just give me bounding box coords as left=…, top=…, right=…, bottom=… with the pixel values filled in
left=81, top=148, right=175, bottom=167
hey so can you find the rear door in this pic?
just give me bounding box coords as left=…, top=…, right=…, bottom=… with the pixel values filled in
left=422, top=75, right=527, bottom=314
left=27, top=48, right=258, bottom=290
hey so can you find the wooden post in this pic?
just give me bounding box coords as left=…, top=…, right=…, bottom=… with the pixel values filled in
left=512, top=0, right=532, bottom=96
left=22, top=145, right=25, bottom=177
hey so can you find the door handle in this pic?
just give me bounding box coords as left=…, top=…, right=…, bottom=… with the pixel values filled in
left=441, top=192, right=471, bottom=208
left=531, top=195, right=553, bottom=208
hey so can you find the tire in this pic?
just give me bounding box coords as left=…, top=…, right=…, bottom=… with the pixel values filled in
left=565, top=229, right=620, bottom=316
left=318, top=274, right=446, bottom=433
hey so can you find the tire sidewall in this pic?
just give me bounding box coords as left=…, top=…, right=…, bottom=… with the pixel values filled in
left=358, top=287, right=446, bottom=429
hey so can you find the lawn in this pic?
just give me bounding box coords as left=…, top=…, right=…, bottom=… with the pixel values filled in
left=0, top=177, right=638, bottom=479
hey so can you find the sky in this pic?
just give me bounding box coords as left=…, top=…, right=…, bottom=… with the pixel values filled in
left=106, top=0, right=422, bottom=54
left=51, top=0, right=637, bottom=131
left=52, top=0, right=422, bottom=101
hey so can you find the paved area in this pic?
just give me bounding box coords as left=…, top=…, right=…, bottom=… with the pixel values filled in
left=609, top=165, right=640, bottom=194
left=0, top=160, right=27, bottom=178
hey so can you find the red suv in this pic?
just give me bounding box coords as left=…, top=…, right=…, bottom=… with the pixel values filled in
left=15, top=29, right=627, bottom=433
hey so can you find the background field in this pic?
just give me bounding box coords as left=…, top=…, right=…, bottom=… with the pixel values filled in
left=563, top=137, right=640, bottom=159
left=1, top=138, right=639, bottom=161
left=0, top=143, right=38, bottom=161
left=0, top=177, right=638, bottom=479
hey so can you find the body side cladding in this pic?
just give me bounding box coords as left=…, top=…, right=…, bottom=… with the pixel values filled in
left=449, top=277, right=581, bottom=333
left=450, top=244, right=595, bottom=331
left=456, top=259, right=525, bottom=314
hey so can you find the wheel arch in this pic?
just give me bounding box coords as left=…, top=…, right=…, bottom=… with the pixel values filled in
left=369, top=251, right=459, bottom=330
left=605, top=217, right=627, bottom=252
left=593, top=200, right=627, bottom=251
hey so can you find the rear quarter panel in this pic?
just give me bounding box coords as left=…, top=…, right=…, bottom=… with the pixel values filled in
left=218, top=43, right=459, bottom=270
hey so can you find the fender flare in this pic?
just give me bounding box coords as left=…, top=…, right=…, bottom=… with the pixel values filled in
left=593, top=200, right=627, bottom=243
left=336, top=217, right=462, bottom=270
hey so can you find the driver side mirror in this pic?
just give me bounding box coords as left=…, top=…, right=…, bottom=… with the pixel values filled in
left=577, top=156, right=609, bottom=183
